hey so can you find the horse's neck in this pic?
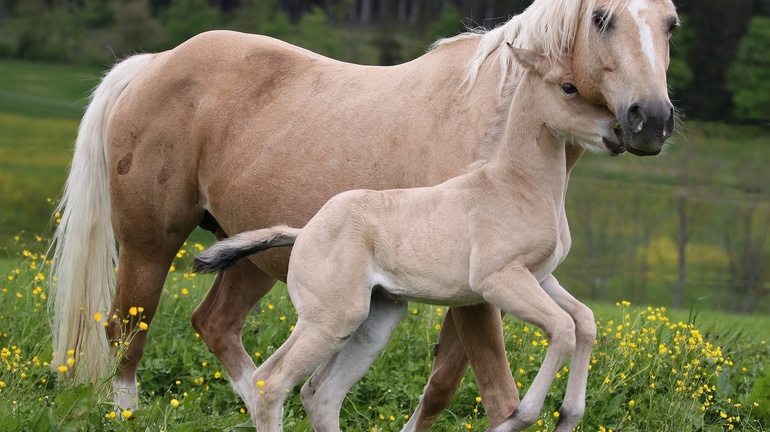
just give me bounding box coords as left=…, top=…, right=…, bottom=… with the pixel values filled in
left=409, top=39, right=516, bottom=175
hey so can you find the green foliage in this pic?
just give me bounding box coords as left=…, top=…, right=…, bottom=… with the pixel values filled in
left=283, top=6, right=342, bottom=60
left=0, top=61, right=100, bottom=244
left=111, top=0, right=166, bottom=58
left=426, top=4, right=464, bottom=46
left=726, top=17, right=770, bottom=121
left=750, top=365, right=770, bottom=418
left=162, top=0, right=223, bottom=48
left=82, top=0, right=114, bottom=29
left=228, top=0, right=281, bottom=34
left=7, top=0, right=87, bottom=63
left=667, top=15, right=694, bottom=97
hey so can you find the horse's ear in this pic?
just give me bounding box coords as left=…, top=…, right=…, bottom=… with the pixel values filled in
left=508, top=44, right=549, bottom=75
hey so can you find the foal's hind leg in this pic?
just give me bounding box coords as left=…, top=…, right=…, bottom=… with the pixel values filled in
left=301, top=291, right=407, bottom=431
left=250, top=304, right=371, bottom=430
left=191, top=259, right=275, bottom=409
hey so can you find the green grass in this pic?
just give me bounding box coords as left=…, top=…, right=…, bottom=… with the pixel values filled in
left=0, top=60, right=101, bottom=120
left=0, top=60, right=99, bottom=242
left=1, top=239, right=769, bottom=431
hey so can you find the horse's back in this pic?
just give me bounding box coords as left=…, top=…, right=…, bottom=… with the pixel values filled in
left=105, top=30, right=495, bottom=278
left=105, top=31, right=346, bottom=230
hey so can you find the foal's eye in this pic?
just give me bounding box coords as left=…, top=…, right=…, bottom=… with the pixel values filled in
left=561, top=84, right=578, bottom=95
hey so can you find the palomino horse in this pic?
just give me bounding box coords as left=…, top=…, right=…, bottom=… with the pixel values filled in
left=49, top=0, right=678, bottom=427
left=193, top=47, right=618, bottom=432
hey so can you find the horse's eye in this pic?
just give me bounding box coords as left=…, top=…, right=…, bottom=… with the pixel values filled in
left=561, top=84, right=578, bottom=95
left=667, top=19, right=680, bottom=36
left=593, top=10, right=610, bottom=32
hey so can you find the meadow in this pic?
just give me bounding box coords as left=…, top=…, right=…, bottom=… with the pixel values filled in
left=1, top=60, right=769, bottom=430
left=1, top=239, right=769, bottom=431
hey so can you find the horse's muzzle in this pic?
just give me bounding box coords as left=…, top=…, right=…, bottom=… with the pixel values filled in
left=619, top=99, right=675, bottom=156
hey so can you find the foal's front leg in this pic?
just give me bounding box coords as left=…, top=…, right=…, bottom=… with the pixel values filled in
left=539, top=275, right=596, bottom=432
left=477, top=265, right=576, bottom=432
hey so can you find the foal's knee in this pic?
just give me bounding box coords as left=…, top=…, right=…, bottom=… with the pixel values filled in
left=549, top=315, right=577, bottom=358
left=573, top=305, right=596, bottom=346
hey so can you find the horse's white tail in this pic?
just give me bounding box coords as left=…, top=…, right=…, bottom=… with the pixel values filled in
left=49, top=53, right=154, bottom=384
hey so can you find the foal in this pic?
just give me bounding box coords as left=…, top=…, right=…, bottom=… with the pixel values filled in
left=195, top=49, right=619, bottom=432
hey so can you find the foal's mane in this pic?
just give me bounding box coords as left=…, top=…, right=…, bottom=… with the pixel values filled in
left=433, top=0, right=628, bottom=93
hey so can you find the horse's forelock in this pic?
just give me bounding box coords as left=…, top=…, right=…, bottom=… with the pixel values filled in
left=437, top=0, right=629, bottom=94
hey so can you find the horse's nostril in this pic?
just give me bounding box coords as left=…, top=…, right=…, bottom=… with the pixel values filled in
left=664, top=107, right=675, bottom=138
left=627, top=103, right=645, bottom=134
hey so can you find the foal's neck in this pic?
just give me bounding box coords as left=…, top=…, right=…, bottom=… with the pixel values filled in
left=485, top=84, right=568, bottom=202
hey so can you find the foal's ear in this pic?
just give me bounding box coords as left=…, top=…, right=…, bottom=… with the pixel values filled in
left=508, top=44, right=550, bottom=76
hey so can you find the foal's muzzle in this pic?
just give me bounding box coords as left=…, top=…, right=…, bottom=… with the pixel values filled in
left=619, top=99, right=675, bottom=156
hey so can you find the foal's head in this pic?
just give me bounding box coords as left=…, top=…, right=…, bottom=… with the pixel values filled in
left=513, top=48, right=622, bottom=156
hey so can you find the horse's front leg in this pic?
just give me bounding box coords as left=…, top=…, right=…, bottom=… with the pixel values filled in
left=452, top=303, right=519, bottom=425
left=403, top=303, right=519, bottom=432
left=191, top=259, right=275, bottom=409
left=402, top=307, right=469, bottom=432
left=540, top=275, right=596, bottom=431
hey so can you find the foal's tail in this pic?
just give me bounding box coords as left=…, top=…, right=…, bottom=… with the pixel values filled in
left=194, top=226, right=300, bottom=273
left=48, top=53, right=154, bottom=384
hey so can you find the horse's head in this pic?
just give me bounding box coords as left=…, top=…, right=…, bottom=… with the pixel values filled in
left=511, top=48, right=621, bottom=156
left=573, top=0, right=678, bottom=156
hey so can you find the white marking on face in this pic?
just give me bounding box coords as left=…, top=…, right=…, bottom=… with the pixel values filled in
left=628, top=0, right=656, bottom=71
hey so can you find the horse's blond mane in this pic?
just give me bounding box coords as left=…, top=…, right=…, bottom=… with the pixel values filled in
left=432, top=0, right=628, bottom=93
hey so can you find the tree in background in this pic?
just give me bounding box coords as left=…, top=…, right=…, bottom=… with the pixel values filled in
left=425, top=3, right=463, bottom=45
left=726, top=17, right=770, bottom=121
left=8, top=0, right=85, bottom=63
left=111, top=0, right=165, bottom=58
left=163, top=0, right=223, bottom=47
left=677, top=0, right=755, bottom=120
left=666, top=14, right=693, bottom=106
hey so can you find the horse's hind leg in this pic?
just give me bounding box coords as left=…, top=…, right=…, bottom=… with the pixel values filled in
left=301, top=291, right=407, bottom=430
left=191, top=258, right=275, bottom=409
left=107, top=233, right=193, bottom=411
left=402, top=308, right=469, bottom=432
left=106, top=182, right=201, bottom=410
